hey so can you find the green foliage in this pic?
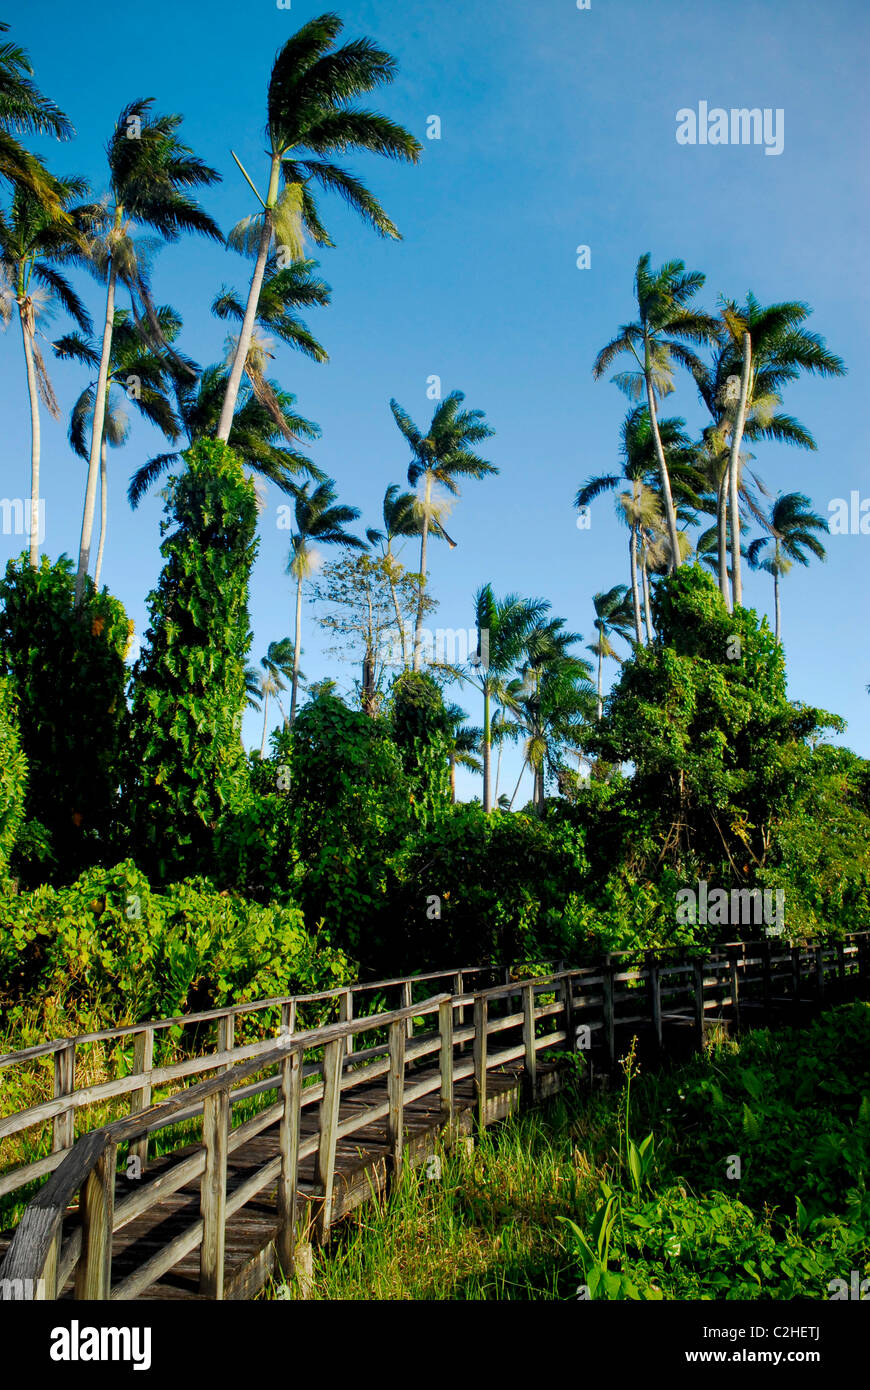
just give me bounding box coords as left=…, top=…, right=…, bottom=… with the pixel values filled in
left=289, top=693, right=411, bottom=955
left=0, top=860, right=351, bottom=1025
left=125, top=439, right=258, bottom=880
left=388, top=671, right=452, bottom=824
left=0, top=676, right=26, bottom=881
left=392, top=802, right=588, bottom=970
left=0, top=553, right=130, bottom=881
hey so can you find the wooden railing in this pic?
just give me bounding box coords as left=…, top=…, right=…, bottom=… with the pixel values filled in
left=1, top=933, right=866, bottom=1301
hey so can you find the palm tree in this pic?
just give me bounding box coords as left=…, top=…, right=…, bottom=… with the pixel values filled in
left=594, top=254, right=719, bottom=572
left=216, top=11, right=421, bottom=441
left=0, top=23, right=73, bottom=211
left=55, top=305, right=185, bottom=585
left=366, top=482, right=457, bottom=667
left=256, top=638, right=298, bottom=751
left=443, top=703, right=482, bottom=802
left=588, top=586, right=635, bottom=720
left=696, top=295, right=845, bottom=609
left=747, top=493, right=828, bottom=643
left=74, top=99, right=221, bottom=605
left=507, top=624, right=594, bottom=812
left=128, top=361, right=323, bottom=508
left=576, top=407, right=697, bottom=643
left=467, top=586, right=550, bottom=812
left=285, top=480, right=365, bottom=723
left=0, top=177, right=93, bottom=565
left=391, top=391, right=497, bottom=669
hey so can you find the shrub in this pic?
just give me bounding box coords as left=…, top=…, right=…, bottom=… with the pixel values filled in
left=0, top=677, right=26, bottom=882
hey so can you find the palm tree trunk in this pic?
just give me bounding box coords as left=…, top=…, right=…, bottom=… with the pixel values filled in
left=774, top=568, right=781, bottom=643
left=644, top=334, right=681, bottom=572
left=508, top=759, right=527, bottom=811
left=449, top=751, right=456, bottom=802
left=482, top=681, right=492, bottom=812
left=19, top=305, right=41, bottom=568
left=494, top=737, right=503, bottom=803
left=412, top=474, right=432, bottom=672
left=596, top=639, right=603, bottom=721
left=628, top=524, right=643, bottom=643
left=728, top=332, right=752, bottom=609
left=216, top=156, right=281, bottom=444
left=641, top=552, right=653, bottom=642
left=717, top=474, right=731, bottom=606
left=385, top=550, right=408, bottom=667
left=75, top=256, right=117, bottom=606
left=289, top=570, right=304, bottom=725
left=93, top=436, right=108, bottom=589
left=260, top=686, right=270, bottom=755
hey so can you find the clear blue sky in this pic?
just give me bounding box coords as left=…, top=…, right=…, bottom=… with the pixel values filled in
left=3, top=0, right=868, bottom=801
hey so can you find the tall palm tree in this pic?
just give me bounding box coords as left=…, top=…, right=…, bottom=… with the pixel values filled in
left=128, top=361, right=323, bottom=507
left=366, top=482, right=457, bottom=667
left=594, top=254, right=719, bottom=572
left=285, top=480, right=365, bottom=723
left=256, top=637, right=298, bottom=751
left=74, top=98, right=221, bottom=605
left=576, top=407, right=696, bottom=643
left=391, top=391, right=497, bottom=669
left=747, top=493, right=828, bottom=643
left=0, top=177, right=93, bottom=565
left=216, top=11, right=421, bottom=441
left=468, top=585, right=550, bottom=812
left=0, top=22, right=73, bottom=211
left=696, top=295, right=845, bottom=609
left=588, top=586, right=635, bottom=720
left=55, top=305, right=184, bottom=585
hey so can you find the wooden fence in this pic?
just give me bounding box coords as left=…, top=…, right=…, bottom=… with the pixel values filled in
left=0, top=933, right=866, bottom=1301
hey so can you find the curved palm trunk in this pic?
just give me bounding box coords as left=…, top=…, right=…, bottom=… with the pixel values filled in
left=289, top=570, right=304, bottom=725
left=494, top=736, right=503, bottom=802
left=508, top=758, right=527, bottom=811
left=216, top=156, right=281, bottom=444
left=93, top=437, right=108, bottom=589
left=259, top=686, right=270, bottom=755
left=596, top=638, right=604, bottom=721
left=412, top=474, right=432, bottom=671
left=644, top=334, right=682, bottom=572
left=728, top=332, right=752, bottom=609
left=641, top=552, right=653, bottom=643
left=717, top=473, right=731, bottom=606
left=628, top=524, right=643, bottom=644
left=774, top=567, right=781, bottom=644
left=75, top=257, right=117, bottom=606
left=19, top=305, right=41, bottom=568
left=482, top=681, right=492, bottom=812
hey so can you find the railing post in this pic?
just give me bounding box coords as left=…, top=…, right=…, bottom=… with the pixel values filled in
left=760, top=940, right=772, bottom=1020
left=46, top=1040, right=76, bottom=1297
left=401, top=980, right=414, bottom=1041
left=560, top=972, right=574, bottom=1051
left=280, top=999, right=296, bottom=1037
left=200, top=1088, right=229, bottom=1298
left=277, top=1047, right=302, bottom=1278
left=454, top=971, right=466, bottom=1054
left=129, top=1026, right=153, bottom=1171
left=315, top=1038, right=343, bottom=1243
left=74, top=1141, right=116, bottom=1300
left=602, top=963, right=615, bottom=1070
left=692, top=958, right=705, bottom=1052
left=217, top=1013, right=235, bottom=1069
left=387, top=1019, right=406, bottom=1178
left=836, top=941, right=846, bottom=992
left=339, top=989, right=354, bottom=1056
left=646, top=952, right=662, bottom=1050
left=438, top=997, right=454, bottom=1133
left=473, top=994, right=488, bottom=1129
left=815, top=944, right=825, bottom=1004
left=522, top=983, right=537, bottom=1100
left=791, top=944, right=801, bottom=1008
left=729, top=948, right=741, bottom=1032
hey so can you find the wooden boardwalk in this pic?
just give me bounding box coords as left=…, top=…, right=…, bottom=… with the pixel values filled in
left=1, top=935, right=867, bottom=1302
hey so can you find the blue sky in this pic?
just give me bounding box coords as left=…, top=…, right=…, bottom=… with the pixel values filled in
left=3, top=0, right=869, bottom=801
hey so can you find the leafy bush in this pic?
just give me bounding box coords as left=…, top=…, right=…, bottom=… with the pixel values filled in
left=388, top=671, right=452, bottom=824
left=0, top=860, right=352, bottom=1028
left=0, top=677, right=26, bottom=881
left=0, top=554, right=130, bottom=881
